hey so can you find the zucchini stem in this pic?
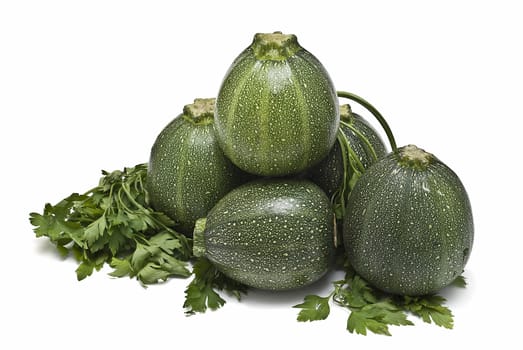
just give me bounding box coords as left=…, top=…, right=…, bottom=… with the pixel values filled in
left=337, top=91, right=397, bottom=153
left=192, top=218, right=207, bottom=258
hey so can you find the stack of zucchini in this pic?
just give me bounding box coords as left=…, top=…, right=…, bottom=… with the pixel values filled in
left=148, top=32, right=474, bottom=296
left=31, top=32, right=474, bottom=335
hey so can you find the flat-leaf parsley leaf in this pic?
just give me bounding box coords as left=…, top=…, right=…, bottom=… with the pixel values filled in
left=184, top=257, right=248, bottom=315
left=293, top=261, right=464, bottom=336
left=29, top=164, right=192, bottom=284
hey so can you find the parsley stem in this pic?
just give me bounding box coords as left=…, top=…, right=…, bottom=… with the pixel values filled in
left=120, top=182, right=191, bottom=255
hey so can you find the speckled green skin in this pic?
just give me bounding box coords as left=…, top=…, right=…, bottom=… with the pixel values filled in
left=147, top=111, right=248, bottom=236
left=343, top=146, right=474, bottom=296
left=199, top=179, right=335, bottom=290
left=307, top=112, right=388, bottom=198
left=214, top=34, right=339, bottom=176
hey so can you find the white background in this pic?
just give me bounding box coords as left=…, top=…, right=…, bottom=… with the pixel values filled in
left=1, top=0, right=521, bottom=348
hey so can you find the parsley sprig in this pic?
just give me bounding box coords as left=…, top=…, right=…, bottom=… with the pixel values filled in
left=294, top=262, right=465, bottom=336
left=29, top=164, right=192, bottom=284
left=183, top=257, right=248, bottom=314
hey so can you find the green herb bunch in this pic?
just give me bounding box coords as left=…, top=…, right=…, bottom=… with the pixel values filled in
left=30, top=164, right=192, bottom=284
left=293, top=262, right=464, bottom=336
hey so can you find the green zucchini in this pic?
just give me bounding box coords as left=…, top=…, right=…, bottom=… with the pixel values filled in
left=193, top=179, right=336, bottom=290
left=147, top=98, right=249, bottom=236
left=214, top=32, right=339, bottom=176
left=343, top=145, right=474, bottom=296
left=307, top=104, right=388, bottom=199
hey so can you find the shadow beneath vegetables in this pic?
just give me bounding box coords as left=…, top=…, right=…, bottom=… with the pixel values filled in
left=238, top=268, right=345, bottom=307
left=34, top=239, right=69, bottom=260
left=437, top=272, right=473, bottom=304
left=237, top=266, right=473, bottom=310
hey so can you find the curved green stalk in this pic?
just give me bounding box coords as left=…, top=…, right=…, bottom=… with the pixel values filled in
left=340, top=120, right=379, bottom=161
left=332, top=129, right=350, bottom=218
left=337, top=91, right=397, bottom=153
left=332, top=129, right=366, bottom=220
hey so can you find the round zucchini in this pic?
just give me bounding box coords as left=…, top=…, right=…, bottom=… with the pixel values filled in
left=307, top=104, right=388, bottom=199
left=147, top=98, right=249, bottom=236
left=343, top=145, right=474, bottom=296
left=214, top=32, right=339, bottom=176
left=193, top=179, right=335, bottom=290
